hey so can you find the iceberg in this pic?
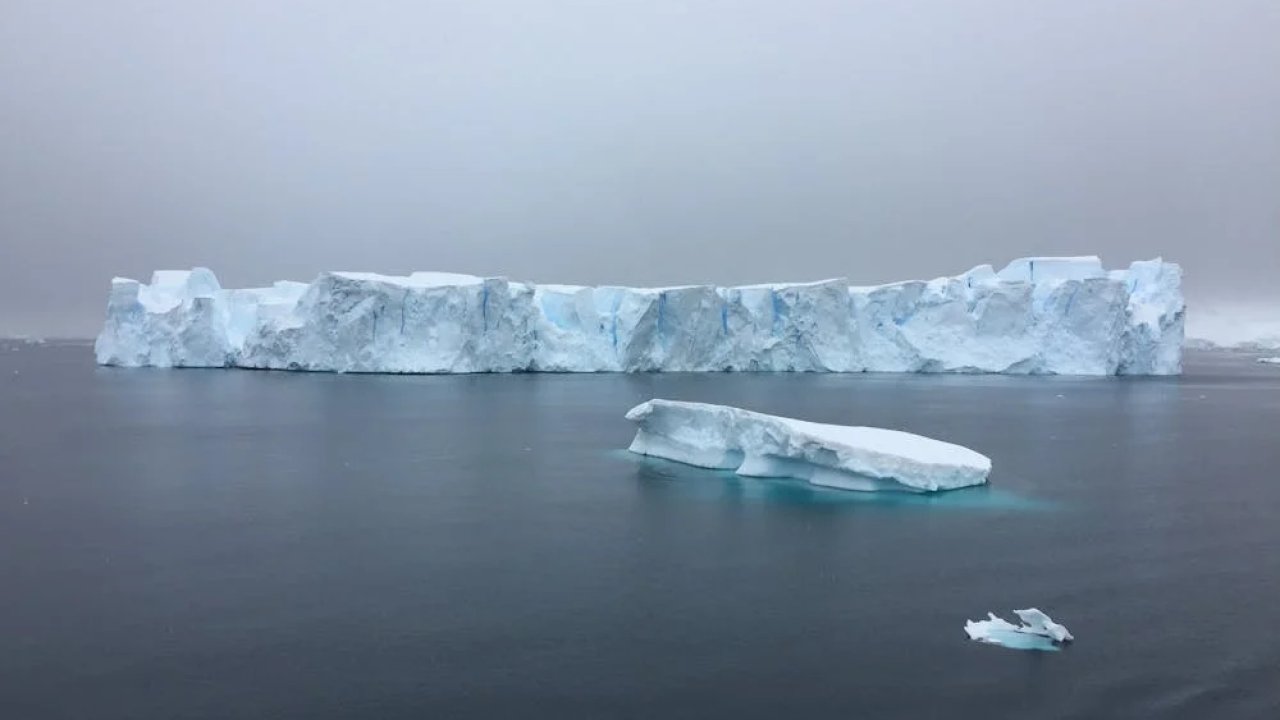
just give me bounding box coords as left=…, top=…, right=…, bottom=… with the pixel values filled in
left=965, top=608, right=1074, bottom=651
left=625, top=399, right=991, bottom=492
left=1259, top=357, right=1280, bottom=365
left=95, top=256, right=1184, bottom=375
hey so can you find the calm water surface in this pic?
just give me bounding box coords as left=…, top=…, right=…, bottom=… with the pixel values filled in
left=2, top=342, right=1278, bottom=719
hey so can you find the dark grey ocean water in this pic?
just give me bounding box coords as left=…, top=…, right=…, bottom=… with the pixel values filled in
left=2, top=342, right=1279, bottom=719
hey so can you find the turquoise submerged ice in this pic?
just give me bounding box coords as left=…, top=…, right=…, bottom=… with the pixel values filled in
left=625, top=399, right=992, bottom=493
left=94, top=256, right=1184, bottom=375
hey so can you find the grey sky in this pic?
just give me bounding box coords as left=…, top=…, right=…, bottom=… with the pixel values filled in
left=2, top=0, right=1278, bottom=336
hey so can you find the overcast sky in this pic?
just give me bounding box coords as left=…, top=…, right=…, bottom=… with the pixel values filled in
left=2, top=0, right=1277, bottom=336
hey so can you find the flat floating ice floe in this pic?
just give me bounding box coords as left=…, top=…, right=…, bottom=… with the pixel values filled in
left=624, top=399, right=991, bottom=493
left=965, top=609, right=1074, bottom=651
left=1258, top=357, right=1280, bottom=365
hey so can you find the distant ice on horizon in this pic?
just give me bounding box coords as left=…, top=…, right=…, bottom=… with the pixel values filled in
left=1185, top=304, right=1280, bottom=351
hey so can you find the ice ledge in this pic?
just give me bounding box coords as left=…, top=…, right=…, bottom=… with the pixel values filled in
left=625, top=399, right=991, bottom=492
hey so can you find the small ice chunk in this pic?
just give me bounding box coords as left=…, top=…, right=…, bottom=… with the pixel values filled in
left=1258, top=357, right=1280, bottom=365
left=1013, top=608, right=1073, bottom=642
left=965, top=608, right=1073, bottom=650
left=965, top=613, right=1024, bottom=642
left=625, top=399, right=991, bottom=492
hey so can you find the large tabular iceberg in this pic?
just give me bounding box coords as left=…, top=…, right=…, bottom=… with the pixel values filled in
left=626, top=399, right=991, bottom=492
left=95, top=256, right=1184, bottom=375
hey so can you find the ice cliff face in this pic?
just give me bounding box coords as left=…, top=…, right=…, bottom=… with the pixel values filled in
left=94, top=256, right=1184, bottom=375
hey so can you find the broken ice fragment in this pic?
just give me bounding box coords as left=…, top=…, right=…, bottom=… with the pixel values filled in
left=965, top=608, right=1073, bottom=651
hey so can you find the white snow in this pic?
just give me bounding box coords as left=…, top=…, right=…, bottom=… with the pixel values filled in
left=332, top=271, right=485, bottom=288
left=1011, top=608, right=1073, bottom=642
left=965, top=608, right=1074, bottom=650
left=94, top=256, right=1184, bottom=375
left=624, top=399, right=991, bottom=493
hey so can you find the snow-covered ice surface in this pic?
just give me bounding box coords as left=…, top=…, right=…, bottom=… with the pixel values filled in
left=965, top=609, right=1074, bottom=651
left=625, top=399, right=991, bottom=493
left=95, top=256, right=1184, bottom=375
